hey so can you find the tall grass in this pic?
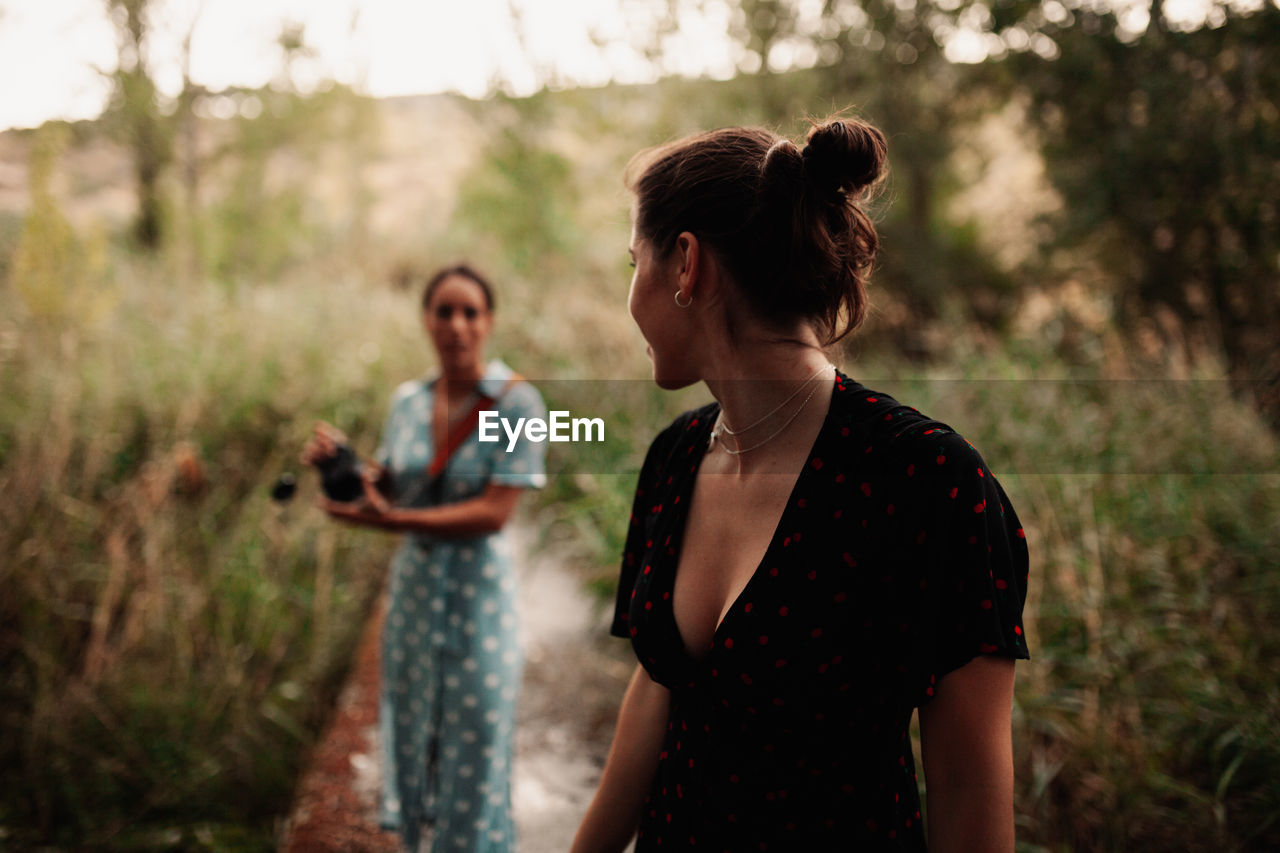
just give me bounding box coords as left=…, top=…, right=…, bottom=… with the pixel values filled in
left=0, top=257, right=429, bottom=848
left=863, top=351, right=1280, bottom=851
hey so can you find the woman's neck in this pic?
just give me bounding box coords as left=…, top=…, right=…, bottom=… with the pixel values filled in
left=702, top=344, right=835, bottom=473
left=438, top=361, right=485, bottom=401
left=704, top=345, right=832, bottom=425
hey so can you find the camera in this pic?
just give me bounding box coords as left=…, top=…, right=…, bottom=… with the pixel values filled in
left=314, top=443, right=366, bottom=502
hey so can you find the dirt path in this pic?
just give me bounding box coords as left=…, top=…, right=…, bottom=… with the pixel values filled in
left=281, top=522, right=632, bottom=852
left=510, top=524, right=635, bottom=851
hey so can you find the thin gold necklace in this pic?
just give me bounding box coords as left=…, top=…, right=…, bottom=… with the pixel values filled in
left=710, top=366, right=832, bottom=455
left=713, top=363, right=834, bottom=437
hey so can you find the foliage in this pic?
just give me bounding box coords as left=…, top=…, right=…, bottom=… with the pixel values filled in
left=1012, top=2, right=1280, bottom=428
left=876, top=353, right=1280, bottom=849
left=199, top=83, right=379, bottom=281
left=8, top=127, right=101, bottom=323
left=0, top=259, right=413, bottom=848
left=446, top=94, right=581, bottom=277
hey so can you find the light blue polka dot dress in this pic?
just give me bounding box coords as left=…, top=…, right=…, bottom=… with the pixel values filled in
left=375, top=359, right=547, bottom=853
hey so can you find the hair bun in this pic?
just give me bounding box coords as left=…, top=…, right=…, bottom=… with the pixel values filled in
left=802, top=118, right=887, bottom=197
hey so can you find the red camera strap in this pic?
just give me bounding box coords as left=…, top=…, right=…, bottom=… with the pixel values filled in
left=427, top=374, right=523, bottom=479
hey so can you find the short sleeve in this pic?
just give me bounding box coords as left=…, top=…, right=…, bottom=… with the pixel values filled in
left=908, top=432, right=1030, bottom=704
left=488, top=381, right=548, bottom=489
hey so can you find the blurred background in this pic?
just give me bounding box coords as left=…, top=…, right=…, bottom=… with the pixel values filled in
left=1, top=0, right=1278, bottom=850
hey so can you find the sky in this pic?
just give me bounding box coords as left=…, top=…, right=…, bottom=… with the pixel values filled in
left=0, top=0, right=742, bottom=131
left=0, top=0, right=1252, bottom=132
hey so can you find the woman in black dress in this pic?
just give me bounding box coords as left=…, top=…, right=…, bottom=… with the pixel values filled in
left=571, top=117, right=1030, bottom=852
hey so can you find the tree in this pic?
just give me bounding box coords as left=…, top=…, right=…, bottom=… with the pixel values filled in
left=713, top=0, right=1032, bottom=343
left=175, top=2, right=208, bottom=273
left=1015, top=1, right=1280, bottom=426
left=104, top=0, right=172, bottom=250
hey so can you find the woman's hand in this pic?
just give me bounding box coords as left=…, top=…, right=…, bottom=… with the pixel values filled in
left=300, top=421, right=349, bottom=466
left=319, top=498, right=397, bottom=529
left=319, top=468, right=398, bottom=528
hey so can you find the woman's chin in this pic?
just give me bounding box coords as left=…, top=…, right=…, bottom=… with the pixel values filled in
left=438, top=351, right=477, bottom=375
left=651, top=363, right=698, bottom=391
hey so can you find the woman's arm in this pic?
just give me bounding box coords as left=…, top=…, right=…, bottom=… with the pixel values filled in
left=918, top=655, right=1017, bottom=853
left=305, top=419, right=523, bottom=537
left=321, top=480, right=525, bottom=537
left=571, top=663, right=670, bottom=853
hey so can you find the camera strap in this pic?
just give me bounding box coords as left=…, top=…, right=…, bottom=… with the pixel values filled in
left=423, top=374, right=524, bottom=502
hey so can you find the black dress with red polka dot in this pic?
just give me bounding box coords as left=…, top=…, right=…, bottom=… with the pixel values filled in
left=612, top=371, right=1030, bottom=851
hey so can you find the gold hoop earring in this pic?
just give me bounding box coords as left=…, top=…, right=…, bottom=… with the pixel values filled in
left=674, top=290, right=692, bottom=308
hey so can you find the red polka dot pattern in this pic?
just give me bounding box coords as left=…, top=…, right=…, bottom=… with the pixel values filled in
left=610, top=372, right=1030, bottom=851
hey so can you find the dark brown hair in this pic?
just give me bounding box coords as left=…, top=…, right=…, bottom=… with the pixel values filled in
left=421, top=263, right=495, bottom=312
left=625, top=116, right=887, bottom=344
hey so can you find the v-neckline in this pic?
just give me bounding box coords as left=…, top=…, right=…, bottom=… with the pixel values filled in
left=665, top=374, right=845, bottom=663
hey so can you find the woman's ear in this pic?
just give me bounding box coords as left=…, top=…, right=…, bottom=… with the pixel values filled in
left=674, top=231, right=701, bottom=299
left=676, top=231, right=734, bottom=309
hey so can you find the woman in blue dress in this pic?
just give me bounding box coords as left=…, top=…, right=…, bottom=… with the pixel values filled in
left=304, top=264, right=547, bottom=853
